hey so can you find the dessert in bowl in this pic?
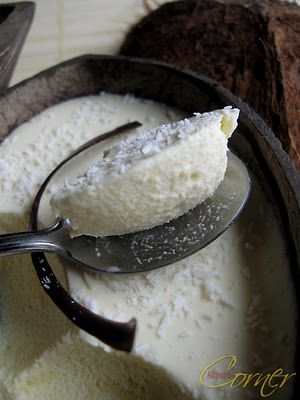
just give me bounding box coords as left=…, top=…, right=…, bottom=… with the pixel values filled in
left=0, top=55, right=298, bottom=399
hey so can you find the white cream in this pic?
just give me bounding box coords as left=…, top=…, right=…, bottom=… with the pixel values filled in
left=0, top=94, right=296, bottom=400
left=50, top=107, right=239, bottom=237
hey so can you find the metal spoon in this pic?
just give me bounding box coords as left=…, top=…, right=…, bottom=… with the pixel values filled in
left=0, top=122, right=250, bottom=273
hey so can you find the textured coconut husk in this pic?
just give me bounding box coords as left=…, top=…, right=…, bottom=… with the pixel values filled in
left=120, top=0, right=300, bottom=170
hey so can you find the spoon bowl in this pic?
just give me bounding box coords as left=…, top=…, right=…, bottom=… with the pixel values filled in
left=39, top=152, right=250, bottom=274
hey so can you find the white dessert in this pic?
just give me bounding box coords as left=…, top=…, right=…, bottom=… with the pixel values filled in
left=50, top=107, right=239, bottom=237
left=0, top=94, right=296, bottom=400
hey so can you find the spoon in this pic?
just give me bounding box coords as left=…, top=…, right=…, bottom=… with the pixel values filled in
left=0, top=121, right=250, bottom=273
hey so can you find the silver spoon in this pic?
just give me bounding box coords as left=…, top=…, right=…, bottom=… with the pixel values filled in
left=0, top=122, right=250, bottom=274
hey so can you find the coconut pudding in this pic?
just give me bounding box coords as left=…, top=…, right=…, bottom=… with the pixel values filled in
left=0, top=93, right=296, bottom=399
left=50, top=107, right=239, bottom=237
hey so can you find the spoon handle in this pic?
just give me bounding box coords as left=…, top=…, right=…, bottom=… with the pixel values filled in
left=0, top=219, right=68, bottom=256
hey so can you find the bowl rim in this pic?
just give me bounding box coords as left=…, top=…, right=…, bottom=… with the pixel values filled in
left=1, top=53, right=299, bottom=199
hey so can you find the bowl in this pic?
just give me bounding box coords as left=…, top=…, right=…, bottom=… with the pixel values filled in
left=0, top=54, right=299, bottom=395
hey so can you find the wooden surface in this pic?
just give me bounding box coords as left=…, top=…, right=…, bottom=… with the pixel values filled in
left=1, top=0, right=299, bottom=86
left=0, top=0, right=173, bottom=85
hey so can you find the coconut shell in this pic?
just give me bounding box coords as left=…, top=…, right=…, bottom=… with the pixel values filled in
left=120, top=0, right=300, bottom=170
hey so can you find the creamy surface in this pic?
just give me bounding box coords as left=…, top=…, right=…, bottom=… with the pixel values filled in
left=50, top=107, right=239, bottom=237
left=0, top=94, right=297, bottom=400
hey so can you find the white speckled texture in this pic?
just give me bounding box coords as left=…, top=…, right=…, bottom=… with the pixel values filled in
left=50, top=108, right=239, bottom=237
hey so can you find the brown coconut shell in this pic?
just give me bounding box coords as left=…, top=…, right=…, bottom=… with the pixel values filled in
left=120, top=0, right=300, bottom=170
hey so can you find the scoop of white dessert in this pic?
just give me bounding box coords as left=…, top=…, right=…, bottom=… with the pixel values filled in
left=50, top=106, right=239, bottom=237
